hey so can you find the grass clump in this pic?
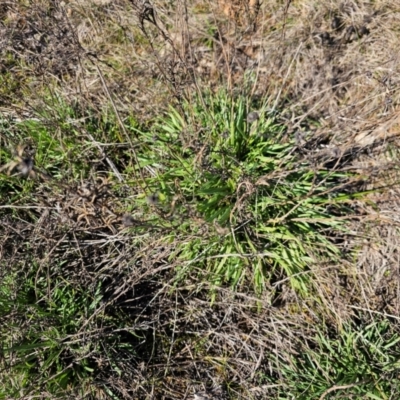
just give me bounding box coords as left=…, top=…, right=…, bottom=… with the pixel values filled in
left=0, top=254, right=145, bottom=399
left=268, top=319, right=400, bottom=399
left=0, top=270, right=97, bottom=397
left=133, top=90, right=360, bottom=295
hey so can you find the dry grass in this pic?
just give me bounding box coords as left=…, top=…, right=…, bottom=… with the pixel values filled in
left=1, top=0, right=400, bottom=399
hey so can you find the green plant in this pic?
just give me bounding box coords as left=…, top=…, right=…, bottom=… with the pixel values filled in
left=132, top=90, right=361, bottom=295
left=0, top=269, right=103, bottom=397
left=270, top=319, right=400, bottom=399
left=0, top=243, right=151, bottom=398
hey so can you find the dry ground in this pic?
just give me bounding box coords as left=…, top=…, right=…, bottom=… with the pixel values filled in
left=1, top=0, right=400, bottom=399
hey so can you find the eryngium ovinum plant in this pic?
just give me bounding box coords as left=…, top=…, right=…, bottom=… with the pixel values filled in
left=131, top=90, right=362, bottom=296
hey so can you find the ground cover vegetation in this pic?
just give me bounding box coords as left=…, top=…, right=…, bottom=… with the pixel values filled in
left=1, top=0, right=400, bottom=399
